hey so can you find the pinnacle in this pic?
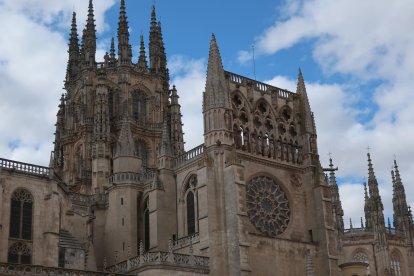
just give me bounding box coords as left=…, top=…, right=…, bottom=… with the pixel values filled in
left=116, top=119, right=136, bottom=157
left=205, top=33, right=228, bottom=109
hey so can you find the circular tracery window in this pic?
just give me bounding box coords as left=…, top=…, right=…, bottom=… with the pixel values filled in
left=246, top=176, right=290, bottom=237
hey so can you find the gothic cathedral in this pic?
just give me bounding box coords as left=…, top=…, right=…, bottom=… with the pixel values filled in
left=0, top=1, right=413, bottom=275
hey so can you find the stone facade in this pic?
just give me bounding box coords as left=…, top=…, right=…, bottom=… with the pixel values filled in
left=0, top=1, right=413, bottom=275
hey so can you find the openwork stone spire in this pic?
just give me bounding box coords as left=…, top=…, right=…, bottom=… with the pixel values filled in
left=117, top=0, right=132, bottom=65
left=66, top=12, right=80, bottom=85
left=329, top=158, right=344, bottom=218
left=81, top=0, right=96, bottom=66
left=392, top=159, right=410, bottom=231
left=116, top=119, right=136, bottom=157
left=137, top=34, right=148, bottom=72
left=110, top=37, right=116, bottom=64
left=148, top=5, right=167, bottom=75
left=364, top=180, right=372, bottom=229
left=170, top=85, right=185, bottom=156
left=204, top=34, right=230, bottom=110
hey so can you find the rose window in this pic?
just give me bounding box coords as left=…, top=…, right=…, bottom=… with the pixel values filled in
left=246, top=176, right=290, bottom=237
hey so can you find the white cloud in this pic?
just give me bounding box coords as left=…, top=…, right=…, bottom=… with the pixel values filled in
left=0, top=0, right=116, bottom=165
left=169, top=55, right=206, bottom=151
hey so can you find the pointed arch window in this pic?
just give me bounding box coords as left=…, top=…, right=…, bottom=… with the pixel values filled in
left=186, top=191, right=195, bottom=235
left=132, top=91, right=146, bottom=121
left=8, top=242, right=32, bottom=264
left=391, top=252, right=402, bottom=276
left=144, top=197, right=150, bottom=252
left=9, top=189, right=33, bottom=240
left=184, top=175, right=198, bottom=236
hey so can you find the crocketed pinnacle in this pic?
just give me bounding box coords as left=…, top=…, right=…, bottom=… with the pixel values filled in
left=392, top=159, right=410, bottom=231
left=110, top=37, right=116, bottom=64
left=204, top=34, right=230, bottom=110
left=66, top=12, right=80, bottom=83
left=81, top=0, right=96, bottom=66
left=367, top=153, right=380, bottom=198
left=117, top=0, right=132, bottom=64
left=297, top=68, right=314, bottom=134
left=116, top=119, right=136, bottom=157
left=137, top=34, right=148, bottom=72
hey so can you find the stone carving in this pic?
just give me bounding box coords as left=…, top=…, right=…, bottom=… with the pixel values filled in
left=290, top=174, right=302, bottom=188
left=12, top=189, right=33, bottom=203
left=246, top=176, right=290, bottom=237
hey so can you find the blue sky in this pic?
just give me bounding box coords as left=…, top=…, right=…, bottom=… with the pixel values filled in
left=0, top=0, right=413, bottom=228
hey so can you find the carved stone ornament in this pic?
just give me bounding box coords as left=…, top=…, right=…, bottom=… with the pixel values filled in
left=246, top=175, right=290, bottom=237
left=290, top=174, right=302, bottom=188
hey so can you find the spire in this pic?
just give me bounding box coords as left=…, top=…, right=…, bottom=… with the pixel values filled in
left=204, top=34, right=230, bottom=111
left=297, top=69, right=314, bottom=134
left=110, top=37, right=116, bottom=64
left=137, top=34, right=148, bottom=72
left=392, top=159, right=410, bottom=232
left=364, top=181, right=372, bottom=229
left=66, top=12, right=80, bottom=85
left=81, top=0, right=96, bottom=66
left=116, top=119, right=136, bottom=157
left=170, top=85, right=185, bottom=156
left=117, top=0, right=132, bottom=65
left=367, top=153, right=380, bottom=198
left=148, top=5, right=167, bottom=75
left=350, top=218, right=353, bottom=229
left=361, top=217, right=364, bottom=228
left=328, top=157, right=344, bottom=216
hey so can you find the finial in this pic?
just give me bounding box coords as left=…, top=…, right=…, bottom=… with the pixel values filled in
left=388, top=217, right=391, bottom=230
left=360, top=217, right=364, bottom=228
left=349, top=218, right=353, bottom=229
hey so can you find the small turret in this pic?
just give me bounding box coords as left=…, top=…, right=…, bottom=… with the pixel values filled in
left=66, top=12, right=80, bottom=87
left=392, top=160, right=411, bottom=234
left=137, top=35, right=148, bottom=72
left=109, top=37, right=117, bottom=65
left=81, top=0, right=96, bottom=67
left=170, top=85, right=185, bottom=156
left=117, top=0, right=132, bottom=65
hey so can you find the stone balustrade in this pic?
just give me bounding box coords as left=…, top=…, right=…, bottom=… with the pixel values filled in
left=225, top=71, right=294, bottom=99
left=172, top=233, right=200, bottom=250
left=0, top=158, right=49, bottom=176
left=106, top=251, right=209, bottom=274
left=0, top=263, right=126, bottom=276
left=175, top=144, right=204, bottom=167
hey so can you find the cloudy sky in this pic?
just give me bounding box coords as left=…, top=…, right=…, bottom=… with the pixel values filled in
left=0, top=0, right=413, bottom=228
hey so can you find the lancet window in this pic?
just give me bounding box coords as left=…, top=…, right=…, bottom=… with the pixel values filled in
left=184, top=175, right=198, bottom=236
left=135, top=140, right=148, bottom=167
left=391, top=251, right=402, bottom=276
left=143, top=197, right=150, bottom=252
left=132, top=91, right=147, bottom=121
left=8, top=189, right=33, bottom=265
left=9, top=189, right=33, bottom=240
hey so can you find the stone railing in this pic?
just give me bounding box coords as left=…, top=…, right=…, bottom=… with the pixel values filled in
left=106, top=251, right=209, bottom=274
left=0, top=158, right=50, bottom=176
left=69, top=192, right=108, bottom=206
left=172, top=233, right=200, bottom=250
left=225, top=71, right=295, bottom=99
left=344, top=227, right=373, bottom=236
left=109, top=170, right=156, bottom=186
left=0, top=263, right=126, bottom=276
left=110, top=116, right=163, bottom=131
left=175, top=144, right=204, bottom=167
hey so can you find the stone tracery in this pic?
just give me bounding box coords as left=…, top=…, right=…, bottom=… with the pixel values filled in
left=246, top=176, right=290, bottom=237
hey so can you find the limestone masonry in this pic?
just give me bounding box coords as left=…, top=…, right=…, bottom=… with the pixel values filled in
left=0, top=1, right=413, bottom=275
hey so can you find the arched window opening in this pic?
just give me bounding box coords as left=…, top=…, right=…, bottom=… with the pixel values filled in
left=186, top=191, right=196, bottom=235
left=144, top=198, right=150, bottom=252
left=132, top=91, right=147, bottom=121
left=108, top=92, right=113, bottom=118
left=10, top=189, right=33, bottom=240
left=135, top=140, right=148, bottom=167
left=391, top=253, right=402, bottom=276
left=8, top=242, right=31, bottom=264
